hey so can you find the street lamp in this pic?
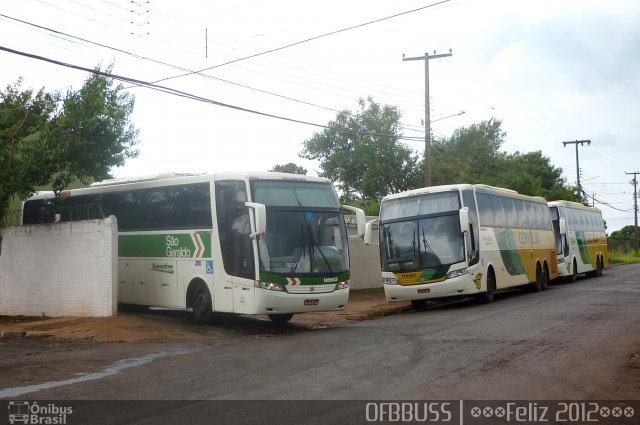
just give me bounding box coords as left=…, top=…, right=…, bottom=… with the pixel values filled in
left=431, top=110, right=465, bottom=123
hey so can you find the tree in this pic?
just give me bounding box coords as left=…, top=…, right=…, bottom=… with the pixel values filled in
left=269, top=163, right=307, bottom=175
left=609, top=225, right=640, bottom=241
left=300, top=97, right=421, bottom=201
left=432, top=118, right=579, bottom=200
left=432, top=118, right=506, bottom=185
left=0, top=66, right=139, bottom=221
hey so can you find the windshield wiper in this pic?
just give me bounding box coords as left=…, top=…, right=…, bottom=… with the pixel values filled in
left=307, top=220, right=334, bottom=273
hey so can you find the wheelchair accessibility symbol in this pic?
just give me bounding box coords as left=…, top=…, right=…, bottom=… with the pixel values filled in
left=206, top=261, right=213, bottom=274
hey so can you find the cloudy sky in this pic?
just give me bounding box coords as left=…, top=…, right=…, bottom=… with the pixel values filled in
left=1, top=0, right=639, bottom=232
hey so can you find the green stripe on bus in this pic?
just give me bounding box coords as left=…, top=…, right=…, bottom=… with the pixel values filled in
left=119, top=232, right=212, bottom=258
left=259, top=271, right=350, bottom=285
left=576, top=231, right=592, bottom=265
left=495, top=228, right=527, bottom=276
left=394, top=266, right=448, bottom=284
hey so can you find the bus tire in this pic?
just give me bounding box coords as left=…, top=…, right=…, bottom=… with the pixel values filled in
left=531, top=264, right=543, bottom=292
left=596, top=255, right=604, bottom=277
left=411, top=299, right=429, bottom=311
left=191, top=283, right=215, bottom=324
left=541, top=262, right=550, bottom=290
left=480, top=269, right=495, bottom=303
left=567, top=259, right=578, bottom=283
left=268, top=313, right=294, bottom=323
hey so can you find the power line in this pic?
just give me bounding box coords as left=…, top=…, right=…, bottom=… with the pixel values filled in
left=0, top=44, right=426, bottom=143
left=151, top=0, right=451, bottom=84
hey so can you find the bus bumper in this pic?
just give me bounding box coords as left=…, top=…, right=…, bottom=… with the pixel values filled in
left=556, top=260, right=571, bottom=277
left=253, top=287, right=349, bottom=314
left=384, top=277, right=480, bottom=302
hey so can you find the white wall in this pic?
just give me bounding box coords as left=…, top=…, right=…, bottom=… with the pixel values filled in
left=347, top=221, right=382, bottom=290
left=0, top=217, right=118, bottom=317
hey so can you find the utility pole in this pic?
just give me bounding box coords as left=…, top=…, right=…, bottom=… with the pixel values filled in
left=562, top=139, right=591, bottom=200
left=626, top=171, right=640, bottom=252
left=404, top=50, right=452, bottom=187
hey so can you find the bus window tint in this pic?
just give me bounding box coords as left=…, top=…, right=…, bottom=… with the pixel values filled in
left=476, top=193, right=494, bottom=227
left=251, top=181, right=339, bottom=208
left=489, top=195, right=506, bottom=227
left=514, top=199, right=529, bottom=228
left=502, top=197, right=518, bottom=228
left=381, top=191, right=459, bottom=220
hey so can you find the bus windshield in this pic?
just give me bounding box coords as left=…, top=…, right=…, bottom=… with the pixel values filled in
left=251, top=179, right=347, bottom=275
left=379, top=191, right=463, bottom=272
left=380, top=214, right=464, bottom=272
left=257, top=210, right=348, bottom=275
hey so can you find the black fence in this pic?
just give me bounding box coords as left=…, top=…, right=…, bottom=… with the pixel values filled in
left=608, top=239, right=638, bottom=255
left=6, top=203, right=107, bottom=227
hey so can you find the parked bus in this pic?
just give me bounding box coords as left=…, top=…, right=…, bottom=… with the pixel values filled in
left=365, top=184, right=558, bottom=309
left=548, top=200, right=607, bottom=281
left=22, top=172, right=365, bottom=323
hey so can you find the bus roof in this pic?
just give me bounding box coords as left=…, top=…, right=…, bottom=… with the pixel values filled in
left=26, top=172, right=333, bottom=200
left=547, top=200, right=602, bottom=213
left=381, top=183, right=547, bottom=204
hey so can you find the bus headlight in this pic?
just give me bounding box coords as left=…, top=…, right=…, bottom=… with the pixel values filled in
left=446, top=268, right=468, bottom=279
left=382, top=277, right=399, bottom=285
left=335, top=280, right=350, bottom=290
left=255, top=281, right=285, bottom=291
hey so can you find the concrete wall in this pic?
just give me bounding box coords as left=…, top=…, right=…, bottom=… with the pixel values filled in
left=347, top=219, right=382, bottom=290
left=0, top=217, right=118, bottom=317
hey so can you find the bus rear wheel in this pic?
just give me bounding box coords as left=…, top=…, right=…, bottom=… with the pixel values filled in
left=596, top=256, right=604, bottom=277
left=531, top=264, right=544, bottom=292
left=268, top=313, right=294, bottom=323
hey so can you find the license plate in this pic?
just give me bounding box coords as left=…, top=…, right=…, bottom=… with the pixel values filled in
left=417, top=289, right=430, bottom=294
left=304, top=299, right=319, bottom=306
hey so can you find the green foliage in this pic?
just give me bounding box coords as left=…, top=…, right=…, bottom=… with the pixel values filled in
left=609, top=225, right=640, bottom=241
left=0, top=66, right=138, bottom=222
left=300, top=97, right=421, bottom=201
left=608, top=251, right=640, bottom=264
left=300, top=103, right=578, bottom=206
left=0, top=79, right=59, bottom=215
left=432, top=118, right=579, bottom=200
left=340, top=197, right=380, bottom=216
left=269, top=162, right=307, bottom=175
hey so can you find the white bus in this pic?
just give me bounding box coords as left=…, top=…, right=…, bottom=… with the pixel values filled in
left=365, top=184, right=558, bottom=309
left=22, top=172, right=365, bottom=323
left=548, top=200, right=607, bottom=281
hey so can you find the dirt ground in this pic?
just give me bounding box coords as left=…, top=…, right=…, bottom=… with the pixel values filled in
left=0, top=291, right=411, bottom=343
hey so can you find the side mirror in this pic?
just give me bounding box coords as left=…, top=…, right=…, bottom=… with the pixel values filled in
left=342, top=205, right=366, bottom=238
left=245, top=202, right=267, bottom=239
left=559, top=217, right=567, bottom=235
left=459, top=207, right=470, bottom=235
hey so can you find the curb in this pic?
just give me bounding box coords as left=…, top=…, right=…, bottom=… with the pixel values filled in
left=0, top=331, right=27, bottom=339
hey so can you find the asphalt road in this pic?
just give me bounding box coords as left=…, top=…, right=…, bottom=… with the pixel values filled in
left=1, top=265, right=639, bottom=422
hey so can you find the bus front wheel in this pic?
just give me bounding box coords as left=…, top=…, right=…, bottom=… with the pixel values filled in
left=411, top=299, right=429, bottom=311
left=568, top=259, right=578, bottom=283
left=268, top=313, right=294, bottom=323
left=191, top=284, right=215, bottom=324
left=480, top=271, right=495, bottom=303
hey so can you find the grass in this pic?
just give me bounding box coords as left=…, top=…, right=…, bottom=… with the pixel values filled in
left=351, top=287, right=385, bottom=294
left=609, top=250, right=640, bottom=265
